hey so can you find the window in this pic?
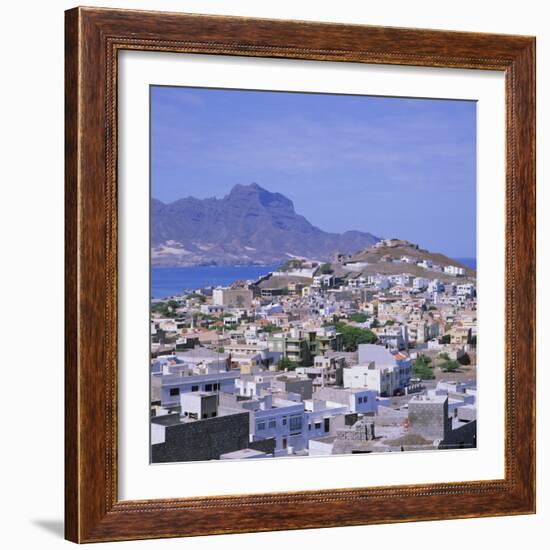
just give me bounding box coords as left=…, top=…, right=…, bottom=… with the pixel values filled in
left=213, top=383, right=219, bottom=390
left=169, top=388, right=180, bottom=397
left=358, top=397, right=363, bottom=404
left=205, top=384, right=213, bottom=391
left=257, top=422, right=265, bottom=431
left=268, top=419, right=276, bottom=429
left=282, top=417, right=287, bottom=426
left=191, top=385, right=199, bottom=392
left=289, top=415, right=302, bottom=432
left=324, top=418, right=330, bottom=432
left=314, top=421, right=321, bottom=430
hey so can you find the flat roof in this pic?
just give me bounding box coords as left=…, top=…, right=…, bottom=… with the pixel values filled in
left=219, top=449, right=269, bottom=459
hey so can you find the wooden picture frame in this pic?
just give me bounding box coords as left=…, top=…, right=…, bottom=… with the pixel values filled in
left=65, top=6, right=536, bottom=543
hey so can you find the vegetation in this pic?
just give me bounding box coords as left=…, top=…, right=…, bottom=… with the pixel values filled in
left=440, top=360, right=460, bottom=372
left=318, top=263, right=334, bottom=275
left=349, top=312, right=369, bottom=323
left=261, top=323, right=283, bottom=334
left=277, top=356, right=299, bottom=371
left=277, top=259, right=304, bottom=272
left=439, top=352, right=450, bottom=361
left=412, top=355, right=435, bottom=380
left=185, top=293, right=206, bottom=303
left=335, top=322, right=377, bottom=351
left=151, top=300, right=180, bottom=318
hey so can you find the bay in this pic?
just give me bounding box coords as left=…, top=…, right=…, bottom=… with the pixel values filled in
left=151, top=265, right=279, bottom=299
left=454, top=257, right=477, bottom=270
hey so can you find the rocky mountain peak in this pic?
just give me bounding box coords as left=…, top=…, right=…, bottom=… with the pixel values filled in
left=151, top=184, right=379, bottom=266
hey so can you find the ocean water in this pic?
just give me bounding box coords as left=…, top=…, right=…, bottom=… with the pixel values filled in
left=152, top=258, right=477, bottom=299
left=454, top=258, right=477, bottom=270
left=151, top=265, right=279, bottom=299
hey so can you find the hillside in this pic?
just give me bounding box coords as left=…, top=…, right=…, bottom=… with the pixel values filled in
left=151, top=183, right=379, bottom=266
left=331, top=240, right=476, bottom=282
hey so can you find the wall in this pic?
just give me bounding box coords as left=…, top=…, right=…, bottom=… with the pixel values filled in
left=151, top=412, right=250, bottom=463
left=1, top=1, right=547, bottom=549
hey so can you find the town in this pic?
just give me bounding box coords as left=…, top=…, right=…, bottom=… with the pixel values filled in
left=150, top=239, right=477, bottom=462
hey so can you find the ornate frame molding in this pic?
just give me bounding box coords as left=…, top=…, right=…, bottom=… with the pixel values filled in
left=65, top=7, right=535, bottom=543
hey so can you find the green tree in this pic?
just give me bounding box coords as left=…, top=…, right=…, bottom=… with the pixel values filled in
left=262, top=323, right=282, bottom=334
left=349, top=312, right=368, bottom=323
left=185, top=293, right=206, bottom=303
left=335, top=322, right=377, bottom=351
left=441, top=360, right=460, bottom=372
left=277, top=356, right=298, bottom=371
left=439, top=352, right=450, bottom=361
left=151, top=300, right=180, bottom=318
left=413, top=355, right=435, bottom=380
left=318, top=263, right=334, bottom=275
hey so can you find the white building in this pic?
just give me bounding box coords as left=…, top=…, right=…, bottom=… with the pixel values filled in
left=252, top=396, right=307, bottom=454
left=235, top=373, right=275, bottom=397
left=344, top=345, right=412, bottom=396
left=444, top=265, right=466, bottom=276
left=412, top=277, right=429, bottom=291
left=160, top=371, right=239, bottom=407
left=456, top=283, right=476, bottom=297
left=180, top=392, right=218, bottom=420
left=314, top=387, right=378, bottom=415
left=312, top=274, right=334, bottom=288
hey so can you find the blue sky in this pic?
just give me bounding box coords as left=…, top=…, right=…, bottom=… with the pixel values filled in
left=151, top=86, right=476, bottom=258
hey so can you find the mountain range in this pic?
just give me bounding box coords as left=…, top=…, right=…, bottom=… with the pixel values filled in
left=151, top=183, right=379, bottom=266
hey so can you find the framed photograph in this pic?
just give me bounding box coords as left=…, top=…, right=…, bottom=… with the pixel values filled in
left=65, top=7, right=536, bottom=543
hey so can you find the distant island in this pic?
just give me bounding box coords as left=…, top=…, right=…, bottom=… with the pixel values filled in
left=151, top=183, right=379, bottom=267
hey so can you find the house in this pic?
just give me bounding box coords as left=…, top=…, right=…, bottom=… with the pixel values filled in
left=412, top=277, right=429, bottom=291
left=407, top=393, right=476, bottom=449
left=267, top=327, right=342, bottom=366
left=444, top=265, right=466, bottom=276
left=372, top=324, right=409, bottom=350
left=312, top=274, right=335, bottom=288
left=271, top=374, right=313, bottom=399
left=235, top=374, right=275, bottom=398
left=314, top=387, right=378, bottom=415
left=212, top=287, right=253, bottom=308
left=456, top=283, right=476, bottom=297
left=344, top=344, right=412, bottom=396
left=219, top=393, right=308, bottom=455
left=449, top=326, right=472, bottom=345
left=159, top=371, right=240, bottom=407
left=180, top=391, right=218, bottom=420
